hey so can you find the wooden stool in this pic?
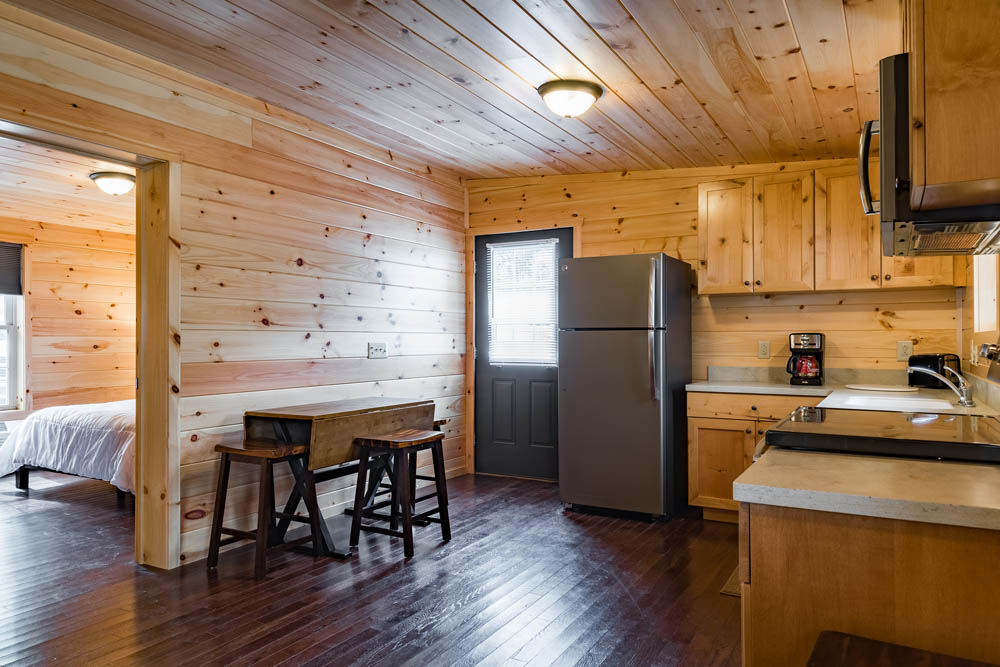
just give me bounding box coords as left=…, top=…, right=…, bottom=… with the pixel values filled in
left=349, top=429, right=450, bottom=558
left=206, top=439, right=330, bottom=579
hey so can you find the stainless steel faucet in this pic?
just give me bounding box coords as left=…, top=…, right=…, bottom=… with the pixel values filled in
left=906, top=366, right=976, bottom=407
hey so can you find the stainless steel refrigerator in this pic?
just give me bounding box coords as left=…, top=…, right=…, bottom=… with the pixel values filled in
left=557, top=253, right=691, bottom=517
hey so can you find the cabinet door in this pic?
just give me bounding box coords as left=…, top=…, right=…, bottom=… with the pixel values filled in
left=882, top=255, right=956, bottom=288
left=815, top=165, right=882, bottom=290
left=697, top=179, right=753, bottom=294
left=688, top=417, right=756, bottom=511
left=753, top=172, right=815, bottom=292
left=907, top=0, right=1000, bottom=210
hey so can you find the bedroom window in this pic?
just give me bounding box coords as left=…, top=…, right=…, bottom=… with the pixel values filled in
left=0, top=242, right=25, bottom=412
left=0, top=294, right=22, bottom=411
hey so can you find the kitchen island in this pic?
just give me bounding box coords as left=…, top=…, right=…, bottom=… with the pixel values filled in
left=734, top=448, right=1000, bottom=666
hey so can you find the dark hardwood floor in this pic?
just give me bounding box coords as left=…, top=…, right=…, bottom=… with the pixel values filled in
left=1, top=471, right=741, bottom=666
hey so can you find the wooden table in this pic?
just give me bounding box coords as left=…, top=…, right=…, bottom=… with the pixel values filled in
left=244, top=397, right=436, bottom=558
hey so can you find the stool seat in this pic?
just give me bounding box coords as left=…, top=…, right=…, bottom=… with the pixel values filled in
left=215, top=439, right=308, bottom=458
left=356, top=429, right=443, bottom=449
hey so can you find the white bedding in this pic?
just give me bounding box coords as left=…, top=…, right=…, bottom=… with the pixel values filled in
left=0, top=400, right=136, bottom=492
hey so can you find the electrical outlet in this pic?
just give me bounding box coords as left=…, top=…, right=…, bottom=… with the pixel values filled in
left=970, top=340, right=980, bottom=367
left=367, top=342, right=388, bottom=359
left=897, top=340, right=914, bottom=362
left=757, top=340, right=770, bottom=359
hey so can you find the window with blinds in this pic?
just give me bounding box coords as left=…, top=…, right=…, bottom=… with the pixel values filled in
left=486, top=238, right=559, bottom=365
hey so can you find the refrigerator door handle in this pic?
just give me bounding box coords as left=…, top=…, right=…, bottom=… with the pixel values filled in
left=648, top=256, right=656, bottom=328
left=649, top=331, right=661, bottom=402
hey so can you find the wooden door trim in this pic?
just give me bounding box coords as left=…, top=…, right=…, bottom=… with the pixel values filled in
left=135, top=160, right=181, bottom=569
left=0, top=120, right=181, bottom=569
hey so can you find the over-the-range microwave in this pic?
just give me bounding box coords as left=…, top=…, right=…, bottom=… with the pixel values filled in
left=859, top=53, right=1000, bottom=256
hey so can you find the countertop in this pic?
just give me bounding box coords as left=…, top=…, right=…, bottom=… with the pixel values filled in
left=685, top=381, right=998, bottom=416
left=734, top=447, right=1000, bottom=531
left=685, top=380, right=834, bottom=397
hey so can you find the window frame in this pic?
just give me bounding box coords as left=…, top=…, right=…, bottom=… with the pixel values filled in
left=0, top=244, right=29, bottom=417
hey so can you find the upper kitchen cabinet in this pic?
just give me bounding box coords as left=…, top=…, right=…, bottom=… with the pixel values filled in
left=883, top=255, right=962, bottom=288
left=905, top=0, right=1000, bottom=210
left=815, top=165, right=882, bottom=291
left=753, top=172, right=815, bottom=293
left=697, top=179, right=753, bottom=294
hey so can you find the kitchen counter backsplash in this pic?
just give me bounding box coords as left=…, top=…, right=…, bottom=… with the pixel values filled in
left=706, top=366, right=909, bottom=386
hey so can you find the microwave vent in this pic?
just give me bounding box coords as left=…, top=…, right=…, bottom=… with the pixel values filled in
left=914, top=231, right=991, bottom=251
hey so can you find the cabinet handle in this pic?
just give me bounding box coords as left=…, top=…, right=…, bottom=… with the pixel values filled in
left=750, top=405, right=758, bottom=411
left=745, top=428, right=751, bottom=434
left=743, top=280, right=750, bottom=286
left=755, top=280, right=761, bottom=286
left=870, top=274, right=878, bottom=281
left=884, top=274, right=892, bottom=281
left=758, top=429, right=764, bottom=435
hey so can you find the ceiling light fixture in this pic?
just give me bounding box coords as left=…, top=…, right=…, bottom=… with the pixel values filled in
left=537, top=80, right=604, bottom=117
left=89, top=171, right=135, bottom=196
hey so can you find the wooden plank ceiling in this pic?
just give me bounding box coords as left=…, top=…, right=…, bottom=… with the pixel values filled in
left=10, top=0, right=902, bottom=177
left=0, top=136, right=135, bottom=233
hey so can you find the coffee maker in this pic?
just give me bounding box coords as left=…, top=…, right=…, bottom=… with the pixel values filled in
left=786, top=333, right=824, bottom=385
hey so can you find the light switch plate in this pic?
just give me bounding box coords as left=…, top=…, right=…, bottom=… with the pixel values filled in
left=367, top=342, right=388, bottom=359
left=897, top=340, right=914, bottom=362
left=757, top=340, right=770, bottom=359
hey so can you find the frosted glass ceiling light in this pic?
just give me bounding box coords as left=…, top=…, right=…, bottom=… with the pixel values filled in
left=538, top=80, right=603, bottom=117
left=89, top=171, right=135, bottom=196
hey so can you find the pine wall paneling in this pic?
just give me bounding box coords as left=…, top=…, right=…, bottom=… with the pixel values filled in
left=467, top=160, right=962, bottom=383
left=0, top=218, right=135, bottom=411
left=0, top=6, right=467, bottom=567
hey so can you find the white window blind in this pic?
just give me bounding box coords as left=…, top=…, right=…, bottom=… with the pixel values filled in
left=0, top=295, right=20, bottom=410
left=487, top=238, right=559, bottom=365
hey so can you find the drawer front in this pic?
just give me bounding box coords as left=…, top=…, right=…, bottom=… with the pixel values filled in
left=687, top=392, right=822, bottom=421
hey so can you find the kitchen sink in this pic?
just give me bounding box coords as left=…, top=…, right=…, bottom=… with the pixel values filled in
left=826, top=394, right=956, bottom=413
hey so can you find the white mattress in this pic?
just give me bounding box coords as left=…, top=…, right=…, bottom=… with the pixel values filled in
left=0, top=400, right=136, bottom=492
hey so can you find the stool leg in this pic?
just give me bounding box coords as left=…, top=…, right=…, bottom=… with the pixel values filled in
left=207, top=453, right=231, bottom=570
left=396, top=450, right=414, bottom=558
left=389, top=453, right=399, bottom=531
left=254, top=459, right=274, bottom=579
left=409, top=451, right=417, bottom=513
left=431, top=441, right=451, bottom=542
left=350, top=448, right=371, bottom=547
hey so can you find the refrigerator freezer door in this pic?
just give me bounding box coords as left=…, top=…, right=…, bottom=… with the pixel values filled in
left=558, top=329, right=665, bottom=514
left=559, top=254, right=663, bottom=329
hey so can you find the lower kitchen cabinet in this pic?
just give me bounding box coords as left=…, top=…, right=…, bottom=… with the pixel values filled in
left=687, top=392, right=822, bottom=521
left=687, top=417, right=756, bottom=517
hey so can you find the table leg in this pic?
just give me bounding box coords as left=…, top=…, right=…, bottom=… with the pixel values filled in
left=299, top=463, right=350, bottom=559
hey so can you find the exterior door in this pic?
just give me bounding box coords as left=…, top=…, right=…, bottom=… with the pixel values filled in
left=474, top=228, right=572, bottom=480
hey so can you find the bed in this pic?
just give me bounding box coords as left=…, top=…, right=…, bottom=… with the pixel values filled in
left=0, top=399, right=136, bottom=493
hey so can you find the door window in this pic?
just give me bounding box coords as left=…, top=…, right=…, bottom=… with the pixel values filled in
left=486, top=238, right=559, bottom=365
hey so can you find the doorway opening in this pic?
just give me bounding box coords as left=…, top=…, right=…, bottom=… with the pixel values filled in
left=473, top=228, right=573, bottom=480
left=0, top=119, right=177, bottom=568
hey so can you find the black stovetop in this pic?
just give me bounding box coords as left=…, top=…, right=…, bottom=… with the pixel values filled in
left=765, top=407, right=1000, bottom=464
